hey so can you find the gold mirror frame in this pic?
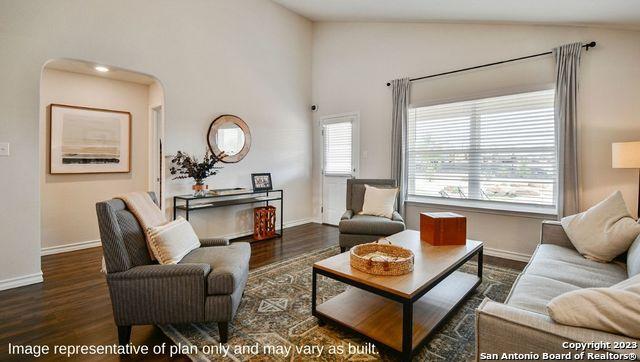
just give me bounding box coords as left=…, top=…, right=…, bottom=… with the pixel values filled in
left=207, top=114, right=251, bottom=163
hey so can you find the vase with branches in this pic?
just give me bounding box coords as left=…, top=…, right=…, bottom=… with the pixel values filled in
left=169, top=150, right=225, bottom=197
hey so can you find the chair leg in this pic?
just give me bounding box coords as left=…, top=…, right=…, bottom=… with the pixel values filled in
left=218, top=322, right=229, bottom=343
left=117, top=325, right=132, bottom=346
left=340, top=247, right=346, bottom=253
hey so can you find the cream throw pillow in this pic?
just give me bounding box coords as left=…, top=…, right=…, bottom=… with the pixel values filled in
left=627, top=234, right=640, bottom=277
left=359, top=185, right=398, bottom=219
left=561, top=191, right=640, bottom=262
left=147, top=217, right=201, bottom=264
left=547, top=274, right=640, bottom=338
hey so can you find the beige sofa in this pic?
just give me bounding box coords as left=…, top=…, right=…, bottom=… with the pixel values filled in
left=476, top=220, right=640, bottom=360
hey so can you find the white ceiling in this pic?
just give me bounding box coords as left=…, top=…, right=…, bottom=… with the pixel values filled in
left=272, top=0, right=640, bottom=29
left=44, top=59, right=157, bottom=85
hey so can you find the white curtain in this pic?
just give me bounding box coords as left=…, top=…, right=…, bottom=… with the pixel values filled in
left=390, top=78, right=411, bottom=216
left=553, top=42, right=583, bottom=218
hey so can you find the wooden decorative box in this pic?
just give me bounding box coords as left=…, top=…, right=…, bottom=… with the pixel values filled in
left=420, top=212, right=466, bottom=246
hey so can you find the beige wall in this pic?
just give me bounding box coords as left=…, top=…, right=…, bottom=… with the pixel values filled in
left=312, top=22, right=640, bottom=259
left=39, top=68, right=151, bottom=251
left=0, top=0, right=312, bottom=288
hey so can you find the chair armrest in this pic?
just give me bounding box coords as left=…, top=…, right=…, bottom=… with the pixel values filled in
left=540, top=220, right=575, bottom=250
left=200, top=237, right=230, bottom=247
left=106, top=264, right=210, bottom=325
left=341, top=210, right=354, bottom=220
left=391, top=211, right=404, bottom=223
left=108, top=263, right=210, bottom=280
left=475, top=299, right=639, bottom=359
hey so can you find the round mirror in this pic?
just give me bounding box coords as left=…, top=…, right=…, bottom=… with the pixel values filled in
left=207, top=114, right=251, bottom=163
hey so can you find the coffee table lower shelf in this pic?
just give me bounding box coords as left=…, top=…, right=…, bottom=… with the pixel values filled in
left=314, top=271, right=480, bottom=354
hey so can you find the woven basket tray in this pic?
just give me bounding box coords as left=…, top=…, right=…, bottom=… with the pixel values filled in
left=350, top=239, right=414, bottom=276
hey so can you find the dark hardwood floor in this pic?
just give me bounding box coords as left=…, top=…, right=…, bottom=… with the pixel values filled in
left=0, top=223, right=524, bottom=361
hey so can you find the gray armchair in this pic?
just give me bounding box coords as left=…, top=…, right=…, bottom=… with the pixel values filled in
left=338, top=179, right=406, bottom=252
left=96, top=192, right=250, bottom=345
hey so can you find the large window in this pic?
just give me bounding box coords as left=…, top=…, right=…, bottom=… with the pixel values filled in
left=407, top=89, right=557, bottom=211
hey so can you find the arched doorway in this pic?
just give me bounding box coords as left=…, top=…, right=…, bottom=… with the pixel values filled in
left=39, top=58, right=166, bottom=256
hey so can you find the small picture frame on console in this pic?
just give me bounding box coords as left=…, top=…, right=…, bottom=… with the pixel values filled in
left=251, top=173, right=273, bottom=191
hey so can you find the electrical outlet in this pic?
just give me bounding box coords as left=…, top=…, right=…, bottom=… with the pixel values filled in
left=0, top=142, right=9, bottom=156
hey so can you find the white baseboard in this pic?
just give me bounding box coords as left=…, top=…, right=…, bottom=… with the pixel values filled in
left=284, top=217, right=319, bottom=228
left=41, top=239, right=102, bottom=256
left=484, top=247, right=531, bottom=263
left=0, top=272, right=43, bottom=291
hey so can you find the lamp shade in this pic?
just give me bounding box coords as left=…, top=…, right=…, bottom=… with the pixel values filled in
left=612, top=141, right=640, bottom=168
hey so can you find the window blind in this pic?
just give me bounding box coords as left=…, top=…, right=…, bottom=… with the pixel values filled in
left=407, top=89, right=557, bottom=207
left=323, top=121, right=353, bottom=175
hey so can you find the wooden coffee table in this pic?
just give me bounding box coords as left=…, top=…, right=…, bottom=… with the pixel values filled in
left=312, top=230, right=483, bottom=361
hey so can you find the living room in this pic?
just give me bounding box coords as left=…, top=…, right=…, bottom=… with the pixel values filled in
left=1, top=0, right=640, bottom=361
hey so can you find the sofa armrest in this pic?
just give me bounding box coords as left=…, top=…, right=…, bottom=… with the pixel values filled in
left=391, top=211, right=404, bottom=223
left=108, top=263, right=210, bottom=280
left=200, top=237, right=230, bottom=247
left=540, top=220, right=575, bottom=250
left=106, top=264, right=210, bottom=325
left=476, top=299, right=639, bottom=360
left=341, top=210, right=354, bottom=220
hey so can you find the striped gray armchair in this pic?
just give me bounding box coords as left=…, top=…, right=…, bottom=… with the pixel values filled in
left=95, top=192, right=250, bottom=345
left=338, top=179, right=406, bottom=251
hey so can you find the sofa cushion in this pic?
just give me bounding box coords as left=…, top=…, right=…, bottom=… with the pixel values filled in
left=180, top=242, right=251, bottom=295
left=507, top=274, right=581, bottom=315
left=339, top=214, right=405, bottom=236
left=561, top=191, right=640, bottom=262
left=526, top=245, right=627, bottom=288
left=627, top=234, right=640, bottom=277
left=506, top=244, right=627, bottom=315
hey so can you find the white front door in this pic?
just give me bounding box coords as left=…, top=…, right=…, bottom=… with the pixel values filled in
left=321, top=114, right=358, bottom=225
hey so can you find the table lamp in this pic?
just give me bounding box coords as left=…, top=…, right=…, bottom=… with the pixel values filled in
left=612, top=141, right=640, bottom=216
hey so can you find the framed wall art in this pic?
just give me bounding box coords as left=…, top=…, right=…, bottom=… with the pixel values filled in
left=49, top=104, right=131, bottom=174
left=251, top=173, right=272, bottom=191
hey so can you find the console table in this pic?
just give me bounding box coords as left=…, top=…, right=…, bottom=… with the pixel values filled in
left=173, top=189, right=284, bottom=237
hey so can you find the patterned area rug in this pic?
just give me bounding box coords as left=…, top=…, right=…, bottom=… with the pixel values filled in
left=160, top=246, right=520, bottom=361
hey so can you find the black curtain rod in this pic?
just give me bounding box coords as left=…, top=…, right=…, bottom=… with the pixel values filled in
left=386, top=41, right=596, bottom=86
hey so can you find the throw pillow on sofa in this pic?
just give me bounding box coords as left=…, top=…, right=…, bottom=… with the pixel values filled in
left=147, top=217, right=201, bottom=264
left=561, top=191, right=640, bottom=262
left=627, top=234, right=640, bottom=277
left=360, top=184, right=398, bottom=219
left=547, top=274, right=640, bottom=338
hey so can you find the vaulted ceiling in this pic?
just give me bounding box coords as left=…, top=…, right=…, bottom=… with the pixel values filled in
left=272, top=0, right=640, bottom=29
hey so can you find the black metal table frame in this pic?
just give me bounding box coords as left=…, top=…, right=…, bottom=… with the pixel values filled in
left=311, top=245, right=483, bottom=361
left=173, top=189, right=284, bottom=236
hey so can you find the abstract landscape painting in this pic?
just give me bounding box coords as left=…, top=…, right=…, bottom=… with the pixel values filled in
left=50, top=104, right=131, bottom=174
